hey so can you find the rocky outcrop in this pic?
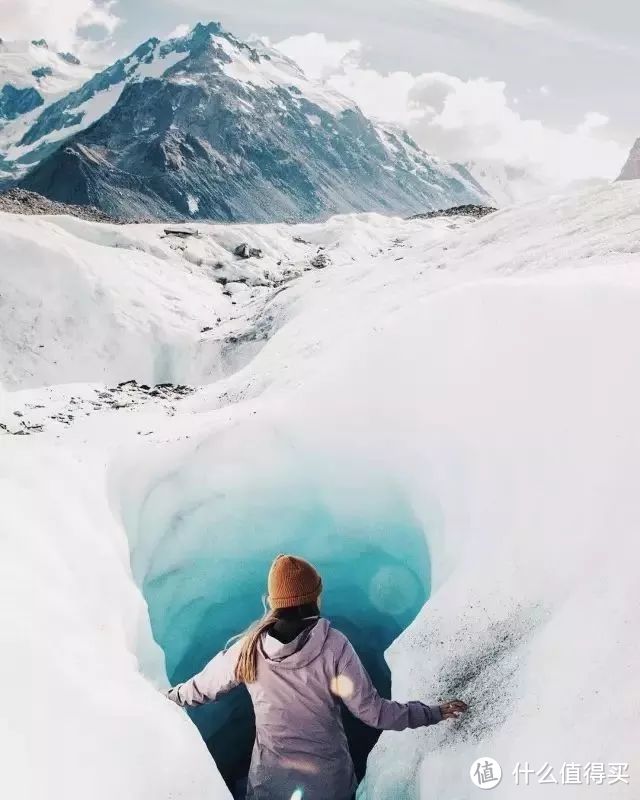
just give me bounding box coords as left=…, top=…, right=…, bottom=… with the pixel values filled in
left=0, top=188, right=118, bottom=222
left=0, top=84, right=43, bottom=120
left=409, top=204, right=497, bottom=220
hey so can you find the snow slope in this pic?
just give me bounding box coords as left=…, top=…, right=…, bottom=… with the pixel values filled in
left=0, top=40, right=91, bottom=181
left=1, top=182, right=640, bottom=799
left=0, top=210, right=439, bottom=389
left=0, top=40, right=89, bottom=100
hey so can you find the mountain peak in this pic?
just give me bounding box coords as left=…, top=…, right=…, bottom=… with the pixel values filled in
left=190, top=21, right=223, bottom=37
left=8, top=21, right=489, bottom=219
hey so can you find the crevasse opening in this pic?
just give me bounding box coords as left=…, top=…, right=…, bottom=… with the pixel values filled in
left=125, top=441, right=430, bottom=795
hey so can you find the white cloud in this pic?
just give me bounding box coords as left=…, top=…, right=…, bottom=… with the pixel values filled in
left=425, top=0, right=626, bottom=52
left=426, top=0, right=550, bottom=29
left=277, top=32, right=628, bottom=198
left=0, top=0, right=121, bottom=50
left=166, top=23, right=191, bottom=40
left=577, top=111, right=610, bottom=134
left=270, top=32, right=361, bottom=81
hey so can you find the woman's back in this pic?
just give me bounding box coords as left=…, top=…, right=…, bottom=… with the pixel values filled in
left=246, top=618, right=356, bottom=799
left=166, top=555, right=462, bottom=800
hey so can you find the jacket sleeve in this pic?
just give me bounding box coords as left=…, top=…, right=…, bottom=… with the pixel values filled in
left=334, top=637, right=442, bottom=730
left=166, top=641, right=242, bottom=708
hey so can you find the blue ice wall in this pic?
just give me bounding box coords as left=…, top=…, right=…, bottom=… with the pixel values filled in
left=129, top=450, right=430, bottom=789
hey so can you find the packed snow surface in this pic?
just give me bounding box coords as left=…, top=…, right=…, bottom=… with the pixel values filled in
left=1, top=182, right=639, bottom=799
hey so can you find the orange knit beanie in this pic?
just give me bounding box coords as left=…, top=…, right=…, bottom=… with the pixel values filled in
left=267, top=554, right=323, bottom=609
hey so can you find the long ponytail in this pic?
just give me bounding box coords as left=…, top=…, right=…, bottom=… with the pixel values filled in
left=234, top=554, right=323, bottom=683
left=234, top=609, right=277, bottom=683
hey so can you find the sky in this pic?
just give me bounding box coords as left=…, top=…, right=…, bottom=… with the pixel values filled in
left=2, top=0, right=638, bottom=196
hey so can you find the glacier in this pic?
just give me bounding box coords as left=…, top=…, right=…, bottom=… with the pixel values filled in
left=1, top=182, right=639, bottom=799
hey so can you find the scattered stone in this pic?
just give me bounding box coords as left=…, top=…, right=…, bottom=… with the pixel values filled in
left=310, top=252, right=331, bottom=269
left=409, top=204, right=497, bottom=221
left=32, top=66, right=53, bottom=80
left=58, top=51, right=81, bottom=65
left=234, top=243, right=263, bottom=259
left=163, top=227, right=198, bottom=238
left=3, top=378, right=196, bottom=435
left=201, top=326, right=213, bottom=333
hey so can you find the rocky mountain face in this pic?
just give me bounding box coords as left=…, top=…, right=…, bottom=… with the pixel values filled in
left=9, top=23, right=489, bottom=222
left=617, top=138, right=640, bottom=181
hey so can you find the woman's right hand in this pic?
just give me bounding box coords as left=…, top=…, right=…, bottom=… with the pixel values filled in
left=440, top=699, right=468, bottom=719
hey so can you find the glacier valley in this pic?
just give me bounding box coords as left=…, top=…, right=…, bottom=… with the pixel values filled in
left=1, top=182, right=639, bottom=799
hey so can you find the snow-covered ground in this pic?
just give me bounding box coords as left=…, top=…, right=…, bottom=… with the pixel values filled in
left=1, top=182, right=639, bottom=799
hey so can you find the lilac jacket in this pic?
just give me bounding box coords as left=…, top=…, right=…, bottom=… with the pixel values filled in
left=167, top=619, right=442, bottom=800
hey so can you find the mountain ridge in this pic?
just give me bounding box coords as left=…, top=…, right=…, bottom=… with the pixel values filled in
left=7, top=22, right=490, bottom=222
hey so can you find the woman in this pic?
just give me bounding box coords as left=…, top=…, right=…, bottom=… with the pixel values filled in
left=166, top=554, right=468, bottom=800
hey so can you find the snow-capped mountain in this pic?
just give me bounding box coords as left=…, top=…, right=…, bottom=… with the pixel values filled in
left=617, top=137, right=640, bottom=181
left=0, top=39, right=91, bottom=183
left=9, top=22, right=489, bottom=221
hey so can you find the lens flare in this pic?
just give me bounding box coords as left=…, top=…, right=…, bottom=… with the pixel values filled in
left=330, top=673, right=354, bottom=699
left=290, top=788, right=304, bottom=800
left=282, top=757, right=319, bottom=775
left=368, top=564, right=419, bottom=615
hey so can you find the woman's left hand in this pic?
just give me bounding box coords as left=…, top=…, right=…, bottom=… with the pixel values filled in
left=440, top=699, right=468, bottom=719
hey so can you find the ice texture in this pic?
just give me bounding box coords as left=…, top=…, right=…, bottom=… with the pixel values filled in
left=123, top=433, right=429, bottom=782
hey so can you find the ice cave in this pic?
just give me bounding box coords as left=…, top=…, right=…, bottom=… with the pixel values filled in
left=123, top=431, right=430, bottom=795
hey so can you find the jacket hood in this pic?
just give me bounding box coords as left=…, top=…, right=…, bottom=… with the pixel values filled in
left=260, top=617, right=330, bottom=669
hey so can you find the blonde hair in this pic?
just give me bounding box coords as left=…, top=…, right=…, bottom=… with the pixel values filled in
left=234, top=554, right=323, bottom=683
left=234, top=608, right=277, bottom=683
